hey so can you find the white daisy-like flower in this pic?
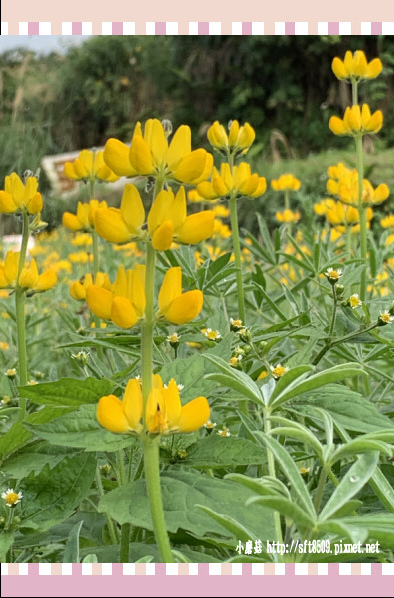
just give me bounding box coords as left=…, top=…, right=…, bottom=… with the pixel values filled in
left=1, top=488, right=23, bottom=507
left=204, top=420, right=217, bottom=430
left=378, top=310, right=394, bottom=325
left=349, top=293, right=362, bottom=309
left=167, top=333, right=180, bottom=344
left=325, top=267, right=343, bottom=281
left=217, top=427, right=231, bottom=437
left=270, top=364, right=289, bottom=379
left=204, top=328, right=222, bottom=341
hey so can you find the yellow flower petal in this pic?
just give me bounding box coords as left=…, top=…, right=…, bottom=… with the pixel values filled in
left=86, top=286, right=113, bottom=320
left=35, top=269, right=57, bottom=292
left=120, top=184, right=145, bottom=233
left=27, top=193, right=43, bottom=215
left=172, top=149, right=212, bottom=184
left=176, top=211, right=215, bottom=245
left=152, top=220, right=174, bottom=251
left=0, top=191, right=16, bottom=213
left=129, top=135, right=154, bottom=175
left=94, top=208, right=133, bottom=243
left=162, top=379, right=182, bottom=430
left=103, top=138, right=136, bottom=177
left=111, top=296, right=139, bottom=329
left=177, top=396, right=210, bottom=433
left=122, top=379, right=143, bottom=431
left=163, top=289, right=203, bottom=324
left=97, top=395, right=130, bottom=434
left=62, top=212, right=82, bottom=232
left=158, top=267, right=182, bottom=314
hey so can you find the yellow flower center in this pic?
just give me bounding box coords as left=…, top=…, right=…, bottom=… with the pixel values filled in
left=168, top=334, right=179, bottom=343
left=4, top=492, right=19, bottom=506
left=272, top=366, right=286, bottom=378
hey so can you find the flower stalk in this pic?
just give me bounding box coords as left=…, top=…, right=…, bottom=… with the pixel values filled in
left=229, top=194, right=246, bottom=324
left=16, top=211, right=30, bottom=420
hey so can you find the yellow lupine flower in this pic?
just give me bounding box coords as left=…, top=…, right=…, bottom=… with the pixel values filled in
left=86, top=264, right=145, bottom=329
left=0, top=251, right=56, bottom=293
left=157, top=267, right=203, bottom=325
left=327, top=162, right=352, bottom=181
left=0, top=172, right=43, bottom=215
left=381, top=215, right=394, bottom=229
left=329, top=104, right=383, bottom=137
left=104, top=119, right=213, bottom=185
left=70, top=272, right=111, bottom=301
left=332, top=50, right=382, bottom=82
left=94, top=184, right=145, bottom=244
left=63, top=199, right=108, bottom=233
left=276, top=209, right=301, bottom=223
left=64, top=149, right=119, bottom=183
left=197, top=162, right=267, bottom=201
left=97, top=375, right=209, bottom=435
left=271, top=174, right=301, bottom=192
left=324, top=200, right=373, bottom=226
left=147, top=187, right=215, bottom=251
left=207, top=120, right=255, bottom=156
left=86, top=265, right=203, bottom=328
left=327, top=170, right=389, bottom=207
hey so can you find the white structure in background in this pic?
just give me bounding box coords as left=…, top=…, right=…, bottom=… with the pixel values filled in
left=41, top=148, right=129, bottom=197
left=2, top=235, right=35, bottom=253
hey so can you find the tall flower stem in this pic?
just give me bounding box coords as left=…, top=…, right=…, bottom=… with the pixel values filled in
left=92, top=229, right=100, bottom=277
left=117, top=450, right=131, bottom=563
left=139, top=178, right=173, bottom=563
left=355, top=134, right=367, bottom=302
left=229, top=194, right=246, bottom=324
left=16, top=211, right=30, bottom=420
left=264, top=411, right=284, bottom=547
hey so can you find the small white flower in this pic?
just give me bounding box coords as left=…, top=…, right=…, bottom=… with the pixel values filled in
left=349, top=293, right=362, bottom=309
left=1, top=488, right=23, bottom=507
left=204, top=420, right=217, bottom=430
left=204, top=328, right=222, bottom=341
left=270, top=364, right=289, bottom=379
left=379, top=310, right=394, bottom=324
left=217, top=427, right=231, bottom=437
left=325, top=267, right=342, bottom=281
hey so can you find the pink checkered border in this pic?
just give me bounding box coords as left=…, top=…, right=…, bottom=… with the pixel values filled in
left=0, top=21, right=390, bottom=35
left=1, top=563, right=394, bottom=575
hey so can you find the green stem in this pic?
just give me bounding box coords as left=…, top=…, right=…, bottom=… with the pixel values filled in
left=264, top=412, right=284, bottom=547
left=141, top=436, right=174, bottom=563
left=16, top=211, right=30, bottom=420
left=352, top=80, right=358, bottom=106
left=95, top=468, right=118, bottom=545
left=141, top=242, right=156, bottom=414
left=313, top=467, right=328, bottom=513
left=355, top=134, right=367, bottom=301
left=116, top=450, right=131, bottom=562
left=229, top=194, right=245, bottom=324
left=92, top=229, right=100, bottom=277
left=284, top=190, right=290, bottom=212
left=328, top=285, right=337, bottom=338
left=345, top=225, right=352, bottom=258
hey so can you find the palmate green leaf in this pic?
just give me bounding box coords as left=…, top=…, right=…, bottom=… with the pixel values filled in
left=295, top=384, right=394, bottom=433
left=98, top=470, right=276, bottom=541
left=0, top=406, right=73, bottom=462
left=204, top=355, right=263, bottom=405
left=319, top=452, right=380, bottom=522
left=369, top=467, right=394, bottom=513
left=197, top=505, right=258, bottom=543
left=1, top=441, right=79, bottom=478
left=180, top=435, right=267, bottom=468
left=330, top=439, right=393, bottom=464
left=63, top=520, right=83, bottom=563
left=246, top=496, right=315, bottom=530
left=267, top=427, right=324, bottom=462
left=225, top=473, right=291, bottom=500
left=339, top=514, right=394, bottom=547
left=20, top=453, right=96, bottom=533
left=316, top=520, right=368, bottom=545
left=269, top=365, right=313, bottom=403
left=24, top=405, right=136, bottom=452
left=254, top=433, right=316, bottom=519
left=19, top=377, right=115, bottom=407
left=270, top=363, right=366, bottom=409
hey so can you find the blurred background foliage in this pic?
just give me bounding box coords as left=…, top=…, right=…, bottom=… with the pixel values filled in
left=1, top=35, right=394, bottom=232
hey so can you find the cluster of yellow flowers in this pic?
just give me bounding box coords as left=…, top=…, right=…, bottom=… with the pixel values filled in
left=0, top=251, right=57, bottom=295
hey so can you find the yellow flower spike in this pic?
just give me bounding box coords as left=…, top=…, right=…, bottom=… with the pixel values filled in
left=86, top=286, right=113, bottom=320
left=270, top=173, right=301, bottom=192
left=94, top=184, right=145, bottom=244
left=332, top=50, right=382, bottom=81
left=207, top=120, right=255, bottom=155
left=0, top=173, right=43, bottom=215
left=197, top=162, right=266, bottom=201
left=106, top=119, right=213, bottom=185
left=63, top=200, right=108, bottom=233
left=330, top=104, right=383, bottom=137
left=64, top=149, right=119, bottom=183
left=158, top=267, right=203, bottom=325
left=148, top=186, right=214, bottom=250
